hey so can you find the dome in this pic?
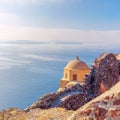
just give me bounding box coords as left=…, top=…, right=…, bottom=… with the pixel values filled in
left=65, top=56, right=89, bottom=70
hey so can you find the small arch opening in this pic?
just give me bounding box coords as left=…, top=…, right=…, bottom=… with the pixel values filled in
left=73, top=74, right=77, bottom=81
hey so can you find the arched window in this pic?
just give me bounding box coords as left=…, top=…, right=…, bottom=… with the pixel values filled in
left=73, top=74, right=77, bottom=80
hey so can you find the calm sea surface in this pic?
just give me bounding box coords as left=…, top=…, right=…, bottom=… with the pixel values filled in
left=0, top=42, right=119, bottom=110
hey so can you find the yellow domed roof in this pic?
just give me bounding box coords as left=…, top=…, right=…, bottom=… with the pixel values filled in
left=65, top=57, right=89, bottom=70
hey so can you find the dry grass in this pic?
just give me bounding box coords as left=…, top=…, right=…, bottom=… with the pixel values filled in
left=0, top=108, right=74, bottom=120
left=26, top=108, right=74, bottom=120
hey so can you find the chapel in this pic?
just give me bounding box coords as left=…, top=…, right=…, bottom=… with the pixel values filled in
left=60, top=56, right=89, bottom=88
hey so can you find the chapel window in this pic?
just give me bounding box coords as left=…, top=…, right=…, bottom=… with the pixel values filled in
left=73, top=74, right=77, bottom=80
left=65, top=73, right=67, bottom=79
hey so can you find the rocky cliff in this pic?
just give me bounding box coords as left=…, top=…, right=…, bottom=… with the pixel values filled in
left=0, top=53, right=120, bottom=120
left=25, top=53, right=120, bottom=111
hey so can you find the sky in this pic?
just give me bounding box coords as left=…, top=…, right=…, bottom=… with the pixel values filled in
left=0, top=0, right=120, bottom=48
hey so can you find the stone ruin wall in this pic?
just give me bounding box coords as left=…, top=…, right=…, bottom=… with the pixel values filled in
left=84, top=53, right=119, bottom=97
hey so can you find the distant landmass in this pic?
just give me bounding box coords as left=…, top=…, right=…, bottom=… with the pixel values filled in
left=0, top=40, right=83, bottom=45
left=1, top=53, right=120, bottom=120
left=0, top=40, right=48, bottom=45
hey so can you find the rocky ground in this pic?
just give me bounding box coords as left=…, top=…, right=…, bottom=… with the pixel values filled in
left=1, top=52, right=120, bottom=120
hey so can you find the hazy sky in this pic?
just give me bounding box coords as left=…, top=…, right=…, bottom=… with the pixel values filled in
left=0, top=0, right=120, bottom=47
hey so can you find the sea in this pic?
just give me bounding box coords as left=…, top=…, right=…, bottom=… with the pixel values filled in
left=0, top=41, right=119, bottom=110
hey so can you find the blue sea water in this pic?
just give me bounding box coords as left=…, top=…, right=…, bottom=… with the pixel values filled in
left=0, top=42, right=119, bottom=110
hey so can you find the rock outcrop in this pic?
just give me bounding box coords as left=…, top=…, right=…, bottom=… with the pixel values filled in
left=25, top=83, right=89, bottom=111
